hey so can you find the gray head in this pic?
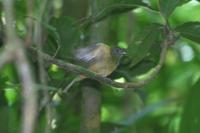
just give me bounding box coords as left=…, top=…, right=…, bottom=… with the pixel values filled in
left=111, top=47, right=126, bottom=64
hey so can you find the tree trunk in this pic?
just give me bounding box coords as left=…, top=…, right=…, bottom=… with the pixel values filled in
left=80, top=0, right=109, bottom=133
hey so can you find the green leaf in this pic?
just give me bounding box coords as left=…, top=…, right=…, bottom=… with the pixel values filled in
left=15, top=0, right=26, bottom=19
left=0, top=75, right=8, bottom=89
left=114, top=98, right=175, bottom=133
left=133, top=7, right=165, bottom=25
left=0, top=64, right=18, bottom=83
left=175, top=22, right=200, bottom=44
left=4, top=88, right=17, bottom=106
left=129, top=60, right=156, bottom=76
left=169, top=1, right=200, bottom=27
left=127, top=24, right=163, bottom=67
left=179, top=80, right=200, bottom=133
left=158, top=0, right=189, bottom=18
left=83, top=0, right=148, bottom=26
left=45, top=17, right=80, bottom=58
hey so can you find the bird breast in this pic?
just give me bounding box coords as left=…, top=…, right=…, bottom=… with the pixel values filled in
left=88, top=46, right=117, bottom=77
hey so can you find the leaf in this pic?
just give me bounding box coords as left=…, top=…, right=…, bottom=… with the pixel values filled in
left=127, top=24, right=163, bottom=67
left=179, top=80, right=200, bottom=133
left=42, top=21, right=62, bottom=55
left=0, top=75, right=7, bottom=88
left=4, top=88, right=17, bottom=106
left=113, top=98, right=175, bottom=133
left=83, top=0, right=148, bottom=26
left=44, top=17, right=80, bottom=58
left=0, top=64, right=18, bottom=83
left=15, top=0, right=26, bottom=18
left=175, top=22, right=200, bottom=44
left=129, top=60, right=156, bottom=76
left=158, top=0, right=189, bottom=18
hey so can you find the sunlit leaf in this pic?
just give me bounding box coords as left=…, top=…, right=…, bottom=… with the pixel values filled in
left=48, top=67, right=66, bottom=80
left=175, top=22, right=200, bottom=44
left=169, top=1, right=200, bottom=26
left=134, top=7, right=165, bottom=25
left=4, top=88, right=17, bottom=106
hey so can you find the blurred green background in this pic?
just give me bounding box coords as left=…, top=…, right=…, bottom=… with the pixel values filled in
left=1, top=0, right=200, bottom=133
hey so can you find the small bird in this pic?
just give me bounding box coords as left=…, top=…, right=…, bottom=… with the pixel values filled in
left=63, top=43, right=126, bottom=93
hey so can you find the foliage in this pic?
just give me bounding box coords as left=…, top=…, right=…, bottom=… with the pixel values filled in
left=0, top=0, right=200, bottom=133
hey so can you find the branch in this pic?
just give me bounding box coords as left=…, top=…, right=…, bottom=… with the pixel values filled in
left=2, top=0, right=38, bottom=133
left=33, top=0, right=52, bottom=132
left=29, top=36, right=172, bottom=90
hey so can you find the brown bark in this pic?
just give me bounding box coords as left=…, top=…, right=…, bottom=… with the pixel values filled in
left=80, top=0, right=110, bottom=133
left=80, top=86, right=101, bottom=133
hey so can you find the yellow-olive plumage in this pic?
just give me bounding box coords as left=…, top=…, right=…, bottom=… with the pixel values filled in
left=75, top=43, right=126, bottom=77
left=64, top=43, right=126, bottom=93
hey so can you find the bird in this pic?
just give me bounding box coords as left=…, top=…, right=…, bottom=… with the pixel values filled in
left=63, top=43, right=126, bottom=93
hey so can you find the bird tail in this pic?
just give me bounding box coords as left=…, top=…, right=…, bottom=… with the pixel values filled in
left=63, top=76, right=83, bottom=93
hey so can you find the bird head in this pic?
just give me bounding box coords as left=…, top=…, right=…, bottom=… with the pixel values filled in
left=111, top=47, right=126, bottom=64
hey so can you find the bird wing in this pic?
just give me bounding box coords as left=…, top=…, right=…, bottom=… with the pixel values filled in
left=74, top=43, right=106, bottom=66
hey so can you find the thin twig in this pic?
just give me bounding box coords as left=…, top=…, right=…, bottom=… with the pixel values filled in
left=29, top=35, right=173, bottom=90
left=33, top=0, right=52, bottom=132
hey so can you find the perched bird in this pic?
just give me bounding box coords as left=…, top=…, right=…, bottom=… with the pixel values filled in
left=63, top=43, right=126, bottom=93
